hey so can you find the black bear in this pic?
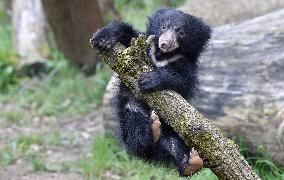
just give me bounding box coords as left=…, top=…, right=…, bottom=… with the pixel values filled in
left=90, top=8, right=211, bottom=176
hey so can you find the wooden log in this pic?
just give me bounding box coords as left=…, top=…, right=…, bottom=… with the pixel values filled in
left=180, top=0, right=284, bottom=26
left=191, top=9, right=284, bottom=166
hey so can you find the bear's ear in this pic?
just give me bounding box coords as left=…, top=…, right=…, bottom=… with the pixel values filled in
left=182, top=13, right=212, bottom=57
left=146, top=8, right=170, bottom=35
left=184, top=13, right=196, bottom=26
left=150, top=8, right=172, bottom=20
left=147, top=8, right=171, bottom=26
left=184, top=13, right=211, bottom=37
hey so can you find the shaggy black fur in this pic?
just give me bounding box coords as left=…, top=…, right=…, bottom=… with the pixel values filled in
left=90, top=8, right=211, bottom=176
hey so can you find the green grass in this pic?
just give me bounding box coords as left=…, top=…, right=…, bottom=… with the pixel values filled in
left=45, top=131, right=62, bottom=146
left=0, top=9, right=111, bottom=117
left=0, top=60, right=112, bottom=117
left=0, top=30, right=111, bottom=117
left=0, top=3, right=14, bottom=62
left=27, top=155, right=48, bottom=171
left=0, top=0, right=183, bottom=117
left=0, top=21, right=14, bottom=62
left=78, top=133, right=218, bottom=180
left=0, top=133, right=76, bottom=171
left=115, top=0, right=185, bottom=30
left=0, top=135, right=44, bottom=166
left=0, top=110, right=29, bottom=124
left=239, top=139, right=284, bottom=180
left=78, top=134, right=284, bottom=180
left=0, top=10, right=18, bottom=91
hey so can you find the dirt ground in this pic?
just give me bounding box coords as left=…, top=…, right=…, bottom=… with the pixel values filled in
left=0, top=102, right=104, bottom=180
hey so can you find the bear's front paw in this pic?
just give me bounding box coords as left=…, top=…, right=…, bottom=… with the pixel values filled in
left=90, top=31, right=117, bottom=50
left=138, top=72, right=159, bottom=92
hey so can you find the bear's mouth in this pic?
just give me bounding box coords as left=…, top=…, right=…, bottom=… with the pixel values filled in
left=159, top=44, right=179, bottom=53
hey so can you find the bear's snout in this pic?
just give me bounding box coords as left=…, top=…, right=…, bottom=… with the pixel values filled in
left=158, top=30, right=179, bottom=52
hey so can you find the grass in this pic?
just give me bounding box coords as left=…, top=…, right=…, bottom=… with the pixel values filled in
left=0, top=6, right=15, bottom=63
left=0, top=10, right=112, bottom=175
left=78, top=133, right=218, bottom=180
left=239, top=139, right=284, bottom=180
left=0, top=8, right=18, bottom=91
left=0, top=21, right=14, bottom=62
left=0, top=8, right=112, bottom=117
left=0, top=61, right=112, bottom=117
left=78, top=134, right=284, bottom=180
left=45, top=131, right=62, bottom=146
left=0, top=135, right=44, bottom=166
left=27, top=155, right=48, bottom=171
left=0, top=110, right=27, bottom=124
left=115, top=0, right=185, bottom=30
left=0, top=132, right=77, bottom=172
left=0, top=0, right=183, bottom=117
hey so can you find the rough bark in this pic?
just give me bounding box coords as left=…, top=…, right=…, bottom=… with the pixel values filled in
left=180, top=0, right=284, bottom=26
left=12, top=0, right=49, bottom=66
left=93, top=35, right=259, bottom=180
left=41, top=0, right=102, bottom=74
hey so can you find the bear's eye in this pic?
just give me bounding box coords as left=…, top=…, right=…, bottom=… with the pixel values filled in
left=179, top=30, right=185, bottom=37
left=162, top=24, right=167, bottom=30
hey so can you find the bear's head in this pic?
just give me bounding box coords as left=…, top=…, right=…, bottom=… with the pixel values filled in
left=146, top=8, right=211, bottom=59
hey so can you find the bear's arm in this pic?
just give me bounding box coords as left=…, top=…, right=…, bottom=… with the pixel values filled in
left=138, top=66, right=193, bottom=93
left=90, top=21, right=140, bottom=50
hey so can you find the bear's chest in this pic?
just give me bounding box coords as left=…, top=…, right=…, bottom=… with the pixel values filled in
left=148, top=43, right=183, bottom=68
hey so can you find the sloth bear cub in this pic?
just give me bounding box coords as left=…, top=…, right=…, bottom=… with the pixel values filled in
left=90, top=8, right=211, bottom=176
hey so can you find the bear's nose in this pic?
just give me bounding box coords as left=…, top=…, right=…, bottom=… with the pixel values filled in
left=160, top=42, right=168, bottom=50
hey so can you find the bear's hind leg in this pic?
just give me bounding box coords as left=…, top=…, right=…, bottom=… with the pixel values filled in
left=118, top=99, right=154, bottom=156
left=155, top=132, right=203, bottom=176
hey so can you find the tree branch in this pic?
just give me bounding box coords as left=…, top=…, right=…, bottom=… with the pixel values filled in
left=93, top=35, right=259, bottom=180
